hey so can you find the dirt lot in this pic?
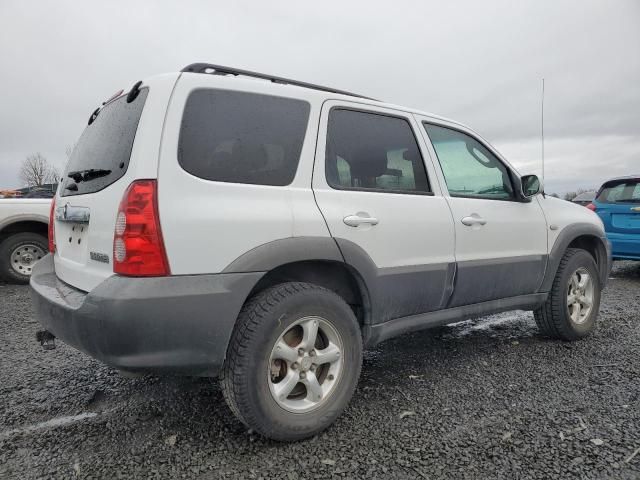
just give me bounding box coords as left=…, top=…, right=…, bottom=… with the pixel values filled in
left=1, top=262, right=639, bottom=479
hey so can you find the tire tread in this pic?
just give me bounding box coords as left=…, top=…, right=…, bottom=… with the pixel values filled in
left=534, top=248, right=599, bottom=340
left=220, top=282, right=359, bottom=439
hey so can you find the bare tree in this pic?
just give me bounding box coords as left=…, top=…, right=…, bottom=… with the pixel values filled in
left=19, top=153, right=60, bottom=187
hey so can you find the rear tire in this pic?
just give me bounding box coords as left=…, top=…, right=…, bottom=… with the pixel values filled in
left=0, top=232, right=48, bottom=284
left=221, top=282, right=362, bottom=441
left=534, top=248, right=601, bottom=340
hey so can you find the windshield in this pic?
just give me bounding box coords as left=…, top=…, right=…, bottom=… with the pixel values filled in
left=61, top=88, right=148, bottom=197
left=596, top=179, right=640, bottom=204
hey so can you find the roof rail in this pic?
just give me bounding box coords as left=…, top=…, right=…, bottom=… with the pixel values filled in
left=181, top=63, right=377, bottom=101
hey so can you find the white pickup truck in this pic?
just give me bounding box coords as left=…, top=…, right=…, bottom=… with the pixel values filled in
left=0, top=198, right=51, bottom=283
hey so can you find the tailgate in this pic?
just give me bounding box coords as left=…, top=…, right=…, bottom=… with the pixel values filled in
left=54, top=187, right=127, bottom=291
left=595, top=178, right=640, bottom=235
left=55, top=88, right=149, bottom=291
left=52, top=76, right=178, bottom=292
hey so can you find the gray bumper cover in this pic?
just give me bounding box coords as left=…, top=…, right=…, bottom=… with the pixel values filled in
left=30, top=255, right=262, bottom=376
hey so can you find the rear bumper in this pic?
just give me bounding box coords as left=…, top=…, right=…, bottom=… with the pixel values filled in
left=607, top=232, right=640, bottom=260
left=30, top=255, right=263, bottom=376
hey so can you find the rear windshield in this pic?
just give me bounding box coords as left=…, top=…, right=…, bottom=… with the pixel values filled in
left=596, top=179, right=640, bottom=204
left=178, top=89, right=310, bottom=186
left=61, top=89, right=148, bottom=197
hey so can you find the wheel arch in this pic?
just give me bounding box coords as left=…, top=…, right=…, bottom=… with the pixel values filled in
left=540, top=223, right=611, bottom=292
left=0, top=219, right=48, bottom=244
left=222, top=237, right=372, bottom=327
left=247, top=260, right=371, bottom=326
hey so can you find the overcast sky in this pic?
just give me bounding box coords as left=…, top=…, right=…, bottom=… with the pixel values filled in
left=0, top=0, right=638, bottom=194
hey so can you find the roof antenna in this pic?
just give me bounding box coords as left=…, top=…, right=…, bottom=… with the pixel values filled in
left=541, top=78, right=546, bottom=197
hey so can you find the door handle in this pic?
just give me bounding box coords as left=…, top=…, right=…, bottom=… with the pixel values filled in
left=461, top=214, right=487, bottom=226
left=343, top=213, right=379, bottom=227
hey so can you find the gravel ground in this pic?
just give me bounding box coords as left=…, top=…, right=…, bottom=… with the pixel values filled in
left=1, top=262, right=639, bottom=479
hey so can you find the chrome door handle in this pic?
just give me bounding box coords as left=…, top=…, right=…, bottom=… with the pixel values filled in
left=343, top=213, right=379, bottom=227
left=461, top=215, right=487, bottom=226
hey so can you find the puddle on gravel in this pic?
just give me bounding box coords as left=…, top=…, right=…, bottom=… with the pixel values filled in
left=444, top=311, right=536, bottom=339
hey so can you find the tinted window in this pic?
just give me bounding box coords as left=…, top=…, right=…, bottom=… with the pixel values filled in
left=62, top=89, right=148, bottom=197
left=596, top=179, right=640, bottom=204
left=178, top=90, right=310, bottom=186
left=326, top=109, right=429, bottom=194
left=424, top=124, right=514, bottom=200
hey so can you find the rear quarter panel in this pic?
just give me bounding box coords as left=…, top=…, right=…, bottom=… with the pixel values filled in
left=157, top=74, right=331, bottom=275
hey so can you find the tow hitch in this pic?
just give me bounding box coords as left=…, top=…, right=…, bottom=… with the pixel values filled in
left=36, top=330, right=56, bottom=350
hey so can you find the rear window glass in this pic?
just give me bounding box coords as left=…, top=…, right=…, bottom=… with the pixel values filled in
left=178, top=89, right=310, bottom=186
left=61, top=89, right=148, bottom=197
left=596, top=179, right=640, bottom=204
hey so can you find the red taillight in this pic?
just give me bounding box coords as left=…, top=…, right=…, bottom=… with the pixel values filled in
left=113, top=180, right=170, bottom=276
left=586, top=203, right=597, bottom=211
left=48, top=197, right=56, bottom=253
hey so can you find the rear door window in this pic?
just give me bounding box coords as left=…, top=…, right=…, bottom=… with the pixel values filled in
left=61, top=89, right=148, bottom=197
left=325, top=109, right=430, bottom=194
left=178, top=89, right=310, bottom=186
left=597, top=180, right=640, bottom=204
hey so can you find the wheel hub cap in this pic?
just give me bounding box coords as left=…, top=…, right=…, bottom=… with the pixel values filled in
left=300, top=356, right=312, bottom=371
left=10, top=244, right=45, bottom=275
left=268, top=316, right=344, bottom=413
left=566, top=267, right=594, bottom=325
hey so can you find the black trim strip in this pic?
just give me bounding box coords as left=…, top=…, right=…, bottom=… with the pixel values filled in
left=365, top=293, right=548, bottom=346
left=539, top=223, right=611, bottom=292
left=447, top=254, right=548, bottom=307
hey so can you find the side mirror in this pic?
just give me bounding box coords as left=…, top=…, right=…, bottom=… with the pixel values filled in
left=521, top=174, right=541, bottom=197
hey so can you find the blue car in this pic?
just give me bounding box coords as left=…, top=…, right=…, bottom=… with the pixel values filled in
left=590, top=175, right=640, bottom=261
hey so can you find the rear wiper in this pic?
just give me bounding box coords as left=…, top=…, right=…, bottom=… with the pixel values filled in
left=67, top=169, right=112, bottom=183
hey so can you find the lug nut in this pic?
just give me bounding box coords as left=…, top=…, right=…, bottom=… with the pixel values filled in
left=310, top=365, right=316, bottom=372
left=328, top=374, right=334, bottom=380
left=309, top=350, right=316, bottom=357
left=291, top=362, right=299, bottom=370
left=300, top=372, right=306, bottom=379
left=298, top=348, right=305, bottom=356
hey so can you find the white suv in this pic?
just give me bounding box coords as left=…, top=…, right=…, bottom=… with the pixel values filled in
left=31, top=63, right=611, bottom=441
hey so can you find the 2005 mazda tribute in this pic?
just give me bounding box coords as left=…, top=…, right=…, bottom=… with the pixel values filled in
left=31, top=63, right=611, bottom=441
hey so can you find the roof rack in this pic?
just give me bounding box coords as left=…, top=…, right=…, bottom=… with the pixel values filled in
left=181, top=63, right=377, bottom=101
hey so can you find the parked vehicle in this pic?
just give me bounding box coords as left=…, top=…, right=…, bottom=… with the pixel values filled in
left=22, top=188, right=57, bottom=199
left=0, top=198, right=50, bottom=283
left=572, top=190, right=596, bottom=206
left=589, top=175, right=640, bottom=261
left=31, top=64, right=611, bottom=441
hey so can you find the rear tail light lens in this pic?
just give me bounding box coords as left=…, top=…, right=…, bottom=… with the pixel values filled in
left=113, top=180, right=170, bottom=276
left=48, top=197, right=56, bottom=253
left=586, top=203, right=597, bottom=211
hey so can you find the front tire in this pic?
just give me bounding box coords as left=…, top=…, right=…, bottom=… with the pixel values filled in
left=0, top=232, right=48, bottom=284
left=221, top=282, right=363, bottom=441
left=534, top=248, right=601, bottom=340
